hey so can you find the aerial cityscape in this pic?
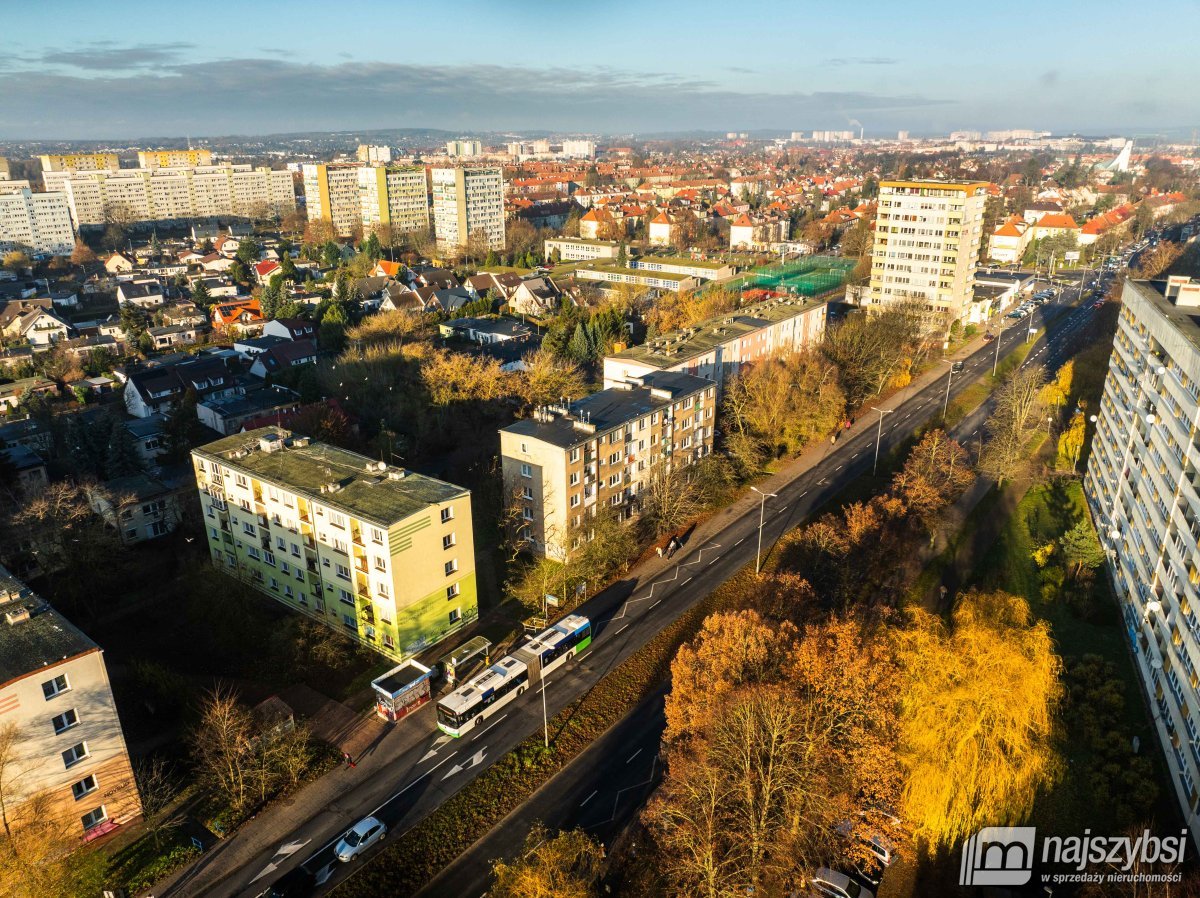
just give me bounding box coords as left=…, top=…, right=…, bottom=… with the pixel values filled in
left=2, top=2, right=1200, bottom=897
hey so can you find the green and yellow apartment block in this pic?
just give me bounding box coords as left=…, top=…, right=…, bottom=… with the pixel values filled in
left=192, top=427, right=478, bottom=662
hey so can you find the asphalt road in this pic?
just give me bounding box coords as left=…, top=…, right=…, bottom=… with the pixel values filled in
left=219, top=288, right=1102, bottom=898
left=413, top=288, right=1115, bottom=898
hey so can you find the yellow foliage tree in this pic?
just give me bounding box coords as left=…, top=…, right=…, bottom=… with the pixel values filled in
left=490, top=824, right=604, bottom=898
left=895, top=589, right=1063, bottom=849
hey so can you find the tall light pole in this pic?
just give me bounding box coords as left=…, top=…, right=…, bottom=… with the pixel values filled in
left=870, top=406, right=894, bottom=476
left=993, top=320, right=1006, bottom=376
left=750, top=486, right=777, bottom=574
left=541, top=675, right=549, bottom=748
left=941, top=360, right=956, bottom=423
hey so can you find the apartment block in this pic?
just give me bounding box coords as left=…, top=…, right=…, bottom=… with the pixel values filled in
left=137, top=149, right=214, bottom=169
left=193, top=427, right=478, bottom=663
left=1085, top=276, right=1200, bottom=847
left=0, top=566, right=141, bottom=840
left=301, top=163, right=364, bottom=237
left=43, top=166, right=295, bottom=228
left=445, top=139, right=483, bottom=158
left=356, top=144, right=393, bottom=164
left=358, top=165, right=430, bottom=235
left=0, top=186, right=76, bottom=256
left=867, top=179, right=988, bottom=329
left=560, top=140, right=597, bottom=158
left=603, top=294, right=828, bottom=387
left=431, top=166, right=505, bottom=254
left=38, top=153, right=120, bottom=172
left=500, top=372, right=716, bottom=559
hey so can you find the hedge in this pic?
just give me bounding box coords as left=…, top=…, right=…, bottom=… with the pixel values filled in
left=331, top=573, right=752, bottom=897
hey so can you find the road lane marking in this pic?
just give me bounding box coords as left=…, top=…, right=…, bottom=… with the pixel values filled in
left=581, top=790, right=598, bottom=807
left=476, top=715, right=507, bottom=740
left=626, top=748, right=643, bottom=764
left=616, top=624, right=629, bottom=636
left=682, top=577, right=692, bottom=585
left=799, top=490, right=808, bottom=497
left=650, top=600, right=661, bottom=609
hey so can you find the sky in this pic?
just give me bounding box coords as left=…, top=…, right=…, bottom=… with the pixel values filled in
left=0, top=0, right=1197, bottom=140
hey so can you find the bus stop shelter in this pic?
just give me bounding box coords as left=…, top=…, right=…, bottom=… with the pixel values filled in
left=437, top=636, right=492, bottom=686
left=371, top=660, right=434, bottom=722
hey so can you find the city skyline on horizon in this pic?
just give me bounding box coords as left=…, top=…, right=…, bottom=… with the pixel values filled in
left=1, top=0, right=1196, bottom=141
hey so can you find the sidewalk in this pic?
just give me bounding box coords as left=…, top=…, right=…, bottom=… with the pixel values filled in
left=147, top=333, right=992, bottom=898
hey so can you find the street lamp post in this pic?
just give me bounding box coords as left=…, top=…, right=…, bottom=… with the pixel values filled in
left=541, top=675, right=549, bottom=748
left=750, top=486, right=778, bottom=574
left=941, top=360, right=955, bottom=423
left=993, top=320, right=1006, bottom=376
left=870, top=406, right=895, bottom=476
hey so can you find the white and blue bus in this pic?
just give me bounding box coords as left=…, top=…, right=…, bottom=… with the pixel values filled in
left=436, top=656, right=529, bottom=737
left=515, top=614, right=592, bottom=681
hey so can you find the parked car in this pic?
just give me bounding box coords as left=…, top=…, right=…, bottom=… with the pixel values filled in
left=810, top=867, right=874, bottom=898
left=335, top=816, right=387, bottom=862
left=951, top=360, right=964, bottom=374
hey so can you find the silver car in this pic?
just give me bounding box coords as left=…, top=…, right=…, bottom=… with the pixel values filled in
left=334, top=815, right=387, bottom=862
left=810, top=867, right=874, bottom=898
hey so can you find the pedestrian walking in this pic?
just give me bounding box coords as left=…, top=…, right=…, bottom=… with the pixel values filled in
left=656, top=546, right=663, bottom=558
left=342, top=751, right=356, bottom=769
left=830, top=433, right=838, bottom=445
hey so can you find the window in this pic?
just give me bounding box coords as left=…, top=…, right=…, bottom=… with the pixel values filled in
left=374, top=557, right=387, bottom=572
left=370, top=527, right=384, bottom=544
left=377, top=582, right=390, bottom=598
left=569, top=447, right=580, bottom=463
left=42, top=674, right=69, bottom=699
left=444, top=559, right=458, bottom=576
left=442, top=533, right=456, bottom=550
left=62, top=742, right=89, bottom=768
left=335, top=563, right=351, bottom=580
left=242, top=522, right=255, bottom=535
left=291, top=543, right=300, bottom=557
left=520, top=463, right=532, bottom=478
left=263, top=550, right=276, bottom=567
left=329, top=512, right=346, bottom=529
left=569, top=472, right=580, bottom=486
left=339, top=588, right=353, bottom=605
left=440, top=507, right=454, bottom=523
left=81, top=807, right=107, bottom=830
left=72, top=775, right=97, bottom=800
left=520, top=442, right=528, bottom=453
left=447, top=583, right=460, bottom=599
left=449, top=609, right=461, bottom=624
left=51, top=709, right=79, bottom=734
left=341, top=614, right=355, bottom=630
left=276, top=536, right=286, bottom=550
left=521, top=507, right=533, bottom=521
left=570, top=494, right=580, bottom=508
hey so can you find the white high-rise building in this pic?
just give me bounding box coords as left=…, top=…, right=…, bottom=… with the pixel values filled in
left=561, top=140, right=597, bottom=159
left=445, top=139, right=483, bottom=158
left=1085, top=275, right=1200, bottom=850
left=867, top=179, right=989, bottom=329
left=431, top=167, right=505, bottom=254
left=0, top=185, right=77, bottom=255
left=356, top=144, right=393, bottom=164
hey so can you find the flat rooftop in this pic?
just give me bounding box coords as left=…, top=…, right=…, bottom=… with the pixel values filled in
left=607, top=295, right=825, bottom=370
left=503, top=370, right=709, bottom=449
left=194, top=426, right=469, bottom=527
left=0, top=566, right=97, bottom=688
left=1128, top=279, right=1200, bottom=354
left=577, top=264, right=692, bottom=282
left=636, top=256, right=728, bottom=270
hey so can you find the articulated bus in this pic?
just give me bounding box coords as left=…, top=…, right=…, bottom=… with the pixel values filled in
left=436, top=656, right=529, bottom=737
left=514, top=614, right=593, bottom=681
left=434, top=615, right=592, bottom=737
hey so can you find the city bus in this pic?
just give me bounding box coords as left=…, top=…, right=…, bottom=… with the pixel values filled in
left=435, top=655, right=529, bottom=737
left=515, top=614, right=593, bottom=681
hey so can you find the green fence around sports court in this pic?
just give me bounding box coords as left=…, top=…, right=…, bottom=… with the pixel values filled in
left=726, top=256, right=856, bottom=297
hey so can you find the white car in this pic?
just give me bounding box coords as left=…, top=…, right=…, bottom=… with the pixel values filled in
left=334, top=816, right=387, bottom=862
left=810, top=867, right=874, bottom=898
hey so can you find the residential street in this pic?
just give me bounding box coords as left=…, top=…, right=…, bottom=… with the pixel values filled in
left=156, top=289, right=1099, bottom=898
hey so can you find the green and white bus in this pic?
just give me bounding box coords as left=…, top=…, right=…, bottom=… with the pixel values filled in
left=436, top=656, right=529, bottom=737
left=515, top=614, right=593, bottom=681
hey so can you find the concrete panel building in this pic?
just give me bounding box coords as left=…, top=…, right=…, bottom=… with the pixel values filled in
left=866, top=179, right=989, bottom=330
left=0, top=566, right=141, bottom=841
left=301, top=163, right=364, bottom=237
left=358, top=165, right=430, bottom=236
left=38, top=153, right=120, bottom=172
left=431, top=166, right=505, bottom=254
left=1085, top=276, right=1200, bottom=846
left=603, top=294, right=828, bottom=388
left=500, top=372, right=715, bottom=559
left=0, top=186, right=76, bottom=256
left=193, top=427, right=478, bottom=663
